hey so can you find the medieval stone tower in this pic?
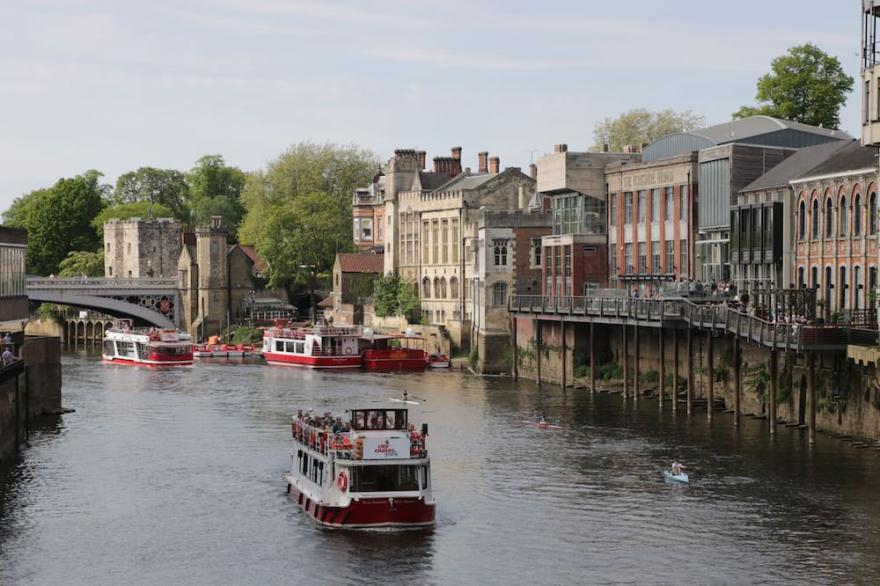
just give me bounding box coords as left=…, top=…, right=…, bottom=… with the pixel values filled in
left=104, top=217, right=181, bottom=279
left=383, top=149, right=422, bottom=275
left=195, top=216, right=229, bottom=337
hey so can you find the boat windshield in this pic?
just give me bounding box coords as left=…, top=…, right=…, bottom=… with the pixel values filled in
left=350, top=464, right=425, bottom=492
left=350, top=409, right=408, bottom=431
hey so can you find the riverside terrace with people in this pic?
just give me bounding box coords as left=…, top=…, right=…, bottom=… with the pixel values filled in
left=508, top=287, right=880, bottom=444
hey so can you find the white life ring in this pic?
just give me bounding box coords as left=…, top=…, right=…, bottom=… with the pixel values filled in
left=345, top=347, right=352, bottom=355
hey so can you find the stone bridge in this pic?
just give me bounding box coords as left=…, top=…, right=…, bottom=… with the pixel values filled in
left=27, top=277, right=179, bottom=329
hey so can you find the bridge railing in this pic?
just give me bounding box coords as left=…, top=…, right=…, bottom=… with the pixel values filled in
left=27, top=277, right=178, bottom=289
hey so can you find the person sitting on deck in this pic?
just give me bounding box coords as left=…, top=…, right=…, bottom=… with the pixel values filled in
left=671, top=461, right=685, bottom=476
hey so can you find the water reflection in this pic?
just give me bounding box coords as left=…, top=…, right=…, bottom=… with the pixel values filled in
left=1, top=354, right=880, bottom=584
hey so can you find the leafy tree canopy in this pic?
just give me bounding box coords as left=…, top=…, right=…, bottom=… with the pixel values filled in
left=733, top=43, right=854, bottom=129
left=3, top=170, right=106, bottom=275
left=58, top=249, right=105, bottom=277
left=91, top=201, right=175, bottom=236
left=592, top=109, right=705, bottom=152
left=187, top=155, right=247, bottom=235
left=113, top=167, right=190, bottom=223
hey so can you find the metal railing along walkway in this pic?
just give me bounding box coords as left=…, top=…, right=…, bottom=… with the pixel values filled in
left=509, top=295, right=878, bottom=352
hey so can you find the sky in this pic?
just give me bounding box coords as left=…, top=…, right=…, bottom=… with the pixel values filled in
left=0, top=0, right=862, bottom=215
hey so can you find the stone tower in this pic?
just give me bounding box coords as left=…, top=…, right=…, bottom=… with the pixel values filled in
left=383, top=149, right=421, bottom=275
left=195, top=216, right=228, bottom=337
left=104, top=217, right=181, bottom=279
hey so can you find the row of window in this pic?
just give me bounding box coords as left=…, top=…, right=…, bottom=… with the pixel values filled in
left=353, top=217, right=382, bottom=242
left=421, top=276, right=460, bottom=299
left=797, top=192, right=878, bottom=240
left=620, top=239, right=688, bottom=275
left=610, top=186, right=688, bottom=227
left=796, top=264, right=878, bottom=311
left=415, top=218, right=460, bottom=266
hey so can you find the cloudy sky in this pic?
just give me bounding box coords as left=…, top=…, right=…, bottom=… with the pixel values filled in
left=0, top=0, right=860, bottom=214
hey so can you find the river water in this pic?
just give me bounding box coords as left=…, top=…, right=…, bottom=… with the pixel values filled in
left=2, top=353, right=880, bottom=585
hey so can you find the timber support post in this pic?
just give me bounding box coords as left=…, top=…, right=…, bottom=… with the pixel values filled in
left=733, top=337, right=741, bottom=428
left=511, top=316, right=518, bottom=381
left=672, top=329, right=679, bottom=413
left=686, top=327, right=694, bottom=415
left=768, top=350, right=778, bottom=435
left=590, top=321, right=596, bottom=394
left=633, top=322, right=640, bottom=404
left=658, top=328, right=665, bottom=410
left=561, top=321, right=567, bottom=390
left=707, top=332, right=714, bottom=422
left=623, top=323, right=629, bottom=399
left=536, top=320, right=543, bottom=388
left=807, top=352, right=816, bottom=446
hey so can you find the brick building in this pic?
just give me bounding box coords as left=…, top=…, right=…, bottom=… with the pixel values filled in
left=0, top=226, right=28, bottom=335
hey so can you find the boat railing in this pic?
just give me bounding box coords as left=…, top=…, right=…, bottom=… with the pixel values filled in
left=269, top=326, right=363, bottom=339
left=291, top=417, right=427, bottom=459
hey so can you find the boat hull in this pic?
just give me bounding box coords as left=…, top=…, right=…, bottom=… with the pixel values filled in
left=362, top=350, right=426, bottom=372
left=102, top=355, right=193, bottom=367
left=663, top=471, right=689, bottom=484
left=285, top=481, right=435, bottom=528
left=264, top=352, right=361, bottom=368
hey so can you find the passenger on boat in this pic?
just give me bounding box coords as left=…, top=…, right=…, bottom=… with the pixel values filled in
left=671, top=461, right=685, bottom=475
left=537, top=414, right=546, bottom=424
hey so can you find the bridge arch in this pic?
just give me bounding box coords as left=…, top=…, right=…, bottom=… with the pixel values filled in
left=29, top=291, right=176, bottom=329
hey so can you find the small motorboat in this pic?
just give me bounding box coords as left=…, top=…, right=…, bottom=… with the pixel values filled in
left=663, top=470, right=689, bottom=484
left=426, top=352, right=451, bottom=369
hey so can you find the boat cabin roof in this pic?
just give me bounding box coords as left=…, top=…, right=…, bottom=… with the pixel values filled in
left=350, top=408, right=408, bottom=431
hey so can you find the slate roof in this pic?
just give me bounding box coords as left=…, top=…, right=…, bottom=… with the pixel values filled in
left=694, top=116, right=847, bottom=144
left=337, top=252, right=384, bottom=274
left=740, top=140, right=854, bottom=193
left=239, top=245, right=267, bottom=273
left=792, top=140, right=880, bottom=180
left=418, top=172, right=452, bottom=191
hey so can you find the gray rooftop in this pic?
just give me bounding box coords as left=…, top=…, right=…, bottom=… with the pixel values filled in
left=792, top=140, right=880, bottom=180
left=740, top=140, right=854, bottom=193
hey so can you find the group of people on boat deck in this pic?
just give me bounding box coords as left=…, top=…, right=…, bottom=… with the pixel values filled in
left=295, top=410, right=351, bottom=435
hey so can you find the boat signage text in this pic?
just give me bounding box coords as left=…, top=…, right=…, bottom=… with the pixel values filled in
left=362, top=437, right=410, bottom=460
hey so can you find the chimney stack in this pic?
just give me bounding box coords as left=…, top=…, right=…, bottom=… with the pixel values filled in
left=478, top=151, right=489, bottom=173
left=451, top=146, right=462, bottom=160
left=433, top=157, right=442, bottom=174
left=416, top=150, right=426, bottom=169
left=518, top=186, right=528, bottom=210
left=529, top=163, right=537, bottom=179
left=489, top=156, right=500, bottom=174
left=554, top=144, right=568, bottom=153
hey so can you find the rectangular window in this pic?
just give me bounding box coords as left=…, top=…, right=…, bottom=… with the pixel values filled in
left=652, top=242, right=660, bottom=272
left=665, top=240, right=674, bottom=273
left=638, top=190, right=646, bottom=223
left=422, top=221, right=429, bottom=262
left=680, top=185, right=688, bottom=221
left=866, top=79, right=871, bottom=124
left=651, top=189, right=660, bottom=224
left=609, top=194, right=617, bottom=227
left=624, top=192, right=633, bottom=224
left=493, top=239, right=509, bottom=266
left=360, top=218, right=372, bottom=240
left=624, top=243, right=633, bottom=274
left=665, top=187, right=674, bottom=221
left=638, top=242, right=646, bottom=274
left=451, top=220, right=459, bottom=263
left=441, top=220, right=449, bottom=263
left=680, top=239, right=688, bottom=276
left=531, top=238, right=542, bottom=267
left=432, top=220, right=439, bottom=263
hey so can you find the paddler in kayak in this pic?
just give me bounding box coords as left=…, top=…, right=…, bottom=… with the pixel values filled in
left=671, top=461, right=685, bottom=476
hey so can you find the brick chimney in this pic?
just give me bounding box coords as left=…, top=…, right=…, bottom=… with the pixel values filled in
left=529, top=163, right=537, bottom=179
left=489, top=156, right=500, bottom=174
left=416, top=150, right=426, bottom=169
left=451, top=146, right=462, bottom=160
left=433, top=157, right=443, bottom=174
left=478, top=151, right=489, bottom=173
left=450, top=148, right=462, bottom=175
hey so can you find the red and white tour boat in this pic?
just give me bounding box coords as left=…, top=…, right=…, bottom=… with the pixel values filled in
left=102, top=320, right=193, bottom=366
left=426, top=352, right=451, bottom=369
left=263, top=323, right=362, bottom=368
left=285, top=407, right=435, bottom=528
left=360, top=333, right=427, bottom=372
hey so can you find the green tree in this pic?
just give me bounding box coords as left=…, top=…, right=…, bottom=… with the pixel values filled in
left=256, top=192, right=354, bottom=320
left=373, top=274, right=401, bottom=317
left=592, top=108, right=705, bottom=152
left=187, top=155, right=247, bottom=235
left=113, top=167, right=190, bottom=223
left=91, top=201, right=175, bottom=236
left=57, top=250, right=105, bottom=277
left=239, top=143, right=379, bottom=313
left=733, top=43, right=854, bottom=128
left=3, top=171, right=106, bottom=275
left=396, top=279, right=420, bottom=322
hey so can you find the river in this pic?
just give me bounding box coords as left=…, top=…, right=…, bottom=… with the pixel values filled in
left=2, top=353, right=880, bottom=585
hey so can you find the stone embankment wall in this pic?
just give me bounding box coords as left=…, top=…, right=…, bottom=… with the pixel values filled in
left=0, top=336, right=63, bottom=460
left=514, top=319, right=880, bottom=441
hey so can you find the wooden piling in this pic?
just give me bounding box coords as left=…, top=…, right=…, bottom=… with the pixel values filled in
left=672, top=329, right=679, bottom=413
left=733, top=337, right=741, bottom=428
left=658, top=327, right=665, bottom=410
left=561, top=321, right=567, bottom=390
left=511, top=316, right=518, bottom=382
left=633, top=322, right=640, bottom=404
left=590, top=321, right=596, bottom=395
left=807, top=352, right=816, bottom=445
left=707, top=332, right=714, bottom=422
left=768, top=350, right=778, bottom=435
left=536, top=320, right=543, bottom=389
left=686, top=327, right=693, bottom=415
left=623, top=323, right=629, bottom=399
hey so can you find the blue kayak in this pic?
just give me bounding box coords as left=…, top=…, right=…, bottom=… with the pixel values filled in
left=664, top=470, right=689, bottom=484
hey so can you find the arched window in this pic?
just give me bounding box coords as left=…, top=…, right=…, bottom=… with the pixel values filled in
left=854, top=265, right=862, bottom=310
left=492, top=282, right=508, bottom=306
left=839, top=196, right=847, bottom=237
left=839, top=265, right=847, bottom=309
left=438, top=277, right=447, bottom=299
left=825, top=197, right=833, bottom=238
left=811, top=266, right=818, bottom=289
left=812, top=199, right=820, bottom=238
left=798, top=267, right=805, bottom=288
left=448, top=276, right=458, bottom=299
left=798, top=200, right=806, bottom=240
left=855, top=193, right=862, bottom=236
left=422, top=277, right=431, bottom=298
left=433, top=277, right=440, bottom=300
left=871, top=192, right=878, bottom=235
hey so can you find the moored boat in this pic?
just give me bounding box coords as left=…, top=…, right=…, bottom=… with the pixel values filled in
left=102, top=320, right=193, bottom=366
left=263, top=323, right=362, bottom=368
left=360, top=333, right=426, bottom=372
left=284, top=407, right=435, bottom=528
left=193, top=343, right=260, bottom=358
left=426, top=352, right=450, bottom=369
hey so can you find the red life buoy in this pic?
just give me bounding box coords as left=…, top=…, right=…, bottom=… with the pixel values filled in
left=336, top=470, right=348, bottom=492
